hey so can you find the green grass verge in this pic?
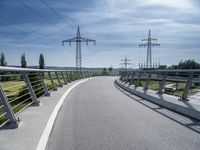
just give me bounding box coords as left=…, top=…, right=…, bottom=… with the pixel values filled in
left=129, top=80, right=199, bottom=98
left=0, top=78, right=54, bottom=126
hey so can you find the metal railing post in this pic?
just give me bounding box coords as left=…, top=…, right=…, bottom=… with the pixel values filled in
left=181, top=73, right=193, bottom=101
left=55, top=72, right=63, bottom=87
left=75, top=71, right=77, bottom=79
left=23, top=73, right=39, bottom=106
left=70, top=72, right=74, bottom=81
left=136, top=72, right=142, bottom=87
left=78, top=71, right=81, bottom=79
left=39, top=73, right=50, bottom=96
left=82, top=71, right=85, bottom=78
left=80, top=71, right=82, bottom=78
left=130, top=72, right=135, bottom=85
left=0, top=84, right=18, bottom=128
left=121, top=72, right=125, bottom=81
left=75, top=71, right=79, bottom=80
left=126, top=71, right=130, bottom=82
left=65, top=71, right=70, bottom=82
left=61, top=72, right=67, bottom=84
left=80, top=71, right=83, bottom=79
left=158, top=72, right=167, bottom=94
left=48, top=72, right=57, bottom=91
left=89, top=71, right=92, bottom=77
left=144, top=72, right=151, bottom=90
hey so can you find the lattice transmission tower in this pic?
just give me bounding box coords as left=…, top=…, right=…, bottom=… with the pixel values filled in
left=120, top=57, right=131, bottom=71
left=139, top=29, right=160, bottom=68
left=62, top=26, right=96, bottom=71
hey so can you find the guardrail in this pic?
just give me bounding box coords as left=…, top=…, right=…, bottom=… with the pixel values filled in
left=0, top=66, right=115, bottom=129
left=120, top=69, right=200, bottom=101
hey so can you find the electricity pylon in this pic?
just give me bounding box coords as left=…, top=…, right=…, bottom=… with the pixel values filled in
left=139, top=29, right=160, bottom=68
left=120, top=57, right=131, bottom=71
left=62, top=26, right=96, bottom=71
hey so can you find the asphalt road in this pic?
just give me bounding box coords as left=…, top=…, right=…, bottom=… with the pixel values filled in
left=47, top=77, right=200, bottom=150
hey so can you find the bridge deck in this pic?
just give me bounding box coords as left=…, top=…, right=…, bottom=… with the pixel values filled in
left=47, top=77, right=200, bottom=150
left=0, top=77, right=200, bottom=150
left=0, top=79, right=83, bottom=150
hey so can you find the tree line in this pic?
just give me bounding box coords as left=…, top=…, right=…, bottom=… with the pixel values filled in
left=168, top=59, right=200, bottom=69
left=0, top=52, right=45, bottom=69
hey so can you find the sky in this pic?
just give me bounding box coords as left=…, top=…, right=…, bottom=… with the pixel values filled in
left=0, top=0, right=200, bottom=68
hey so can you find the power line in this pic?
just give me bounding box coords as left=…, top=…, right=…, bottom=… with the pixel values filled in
left=0, top=20, right=30, bottom=35
left=39, top=0, right=75, bottom=29
left=0, top=15, right=62, bottom=45
left=15, top=0, right=72, bottom=36
left=0, top=15, right=36, bottom=35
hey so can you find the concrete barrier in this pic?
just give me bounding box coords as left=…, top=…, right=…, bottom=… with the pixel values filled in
left=115, top=79, right=200, bottom=121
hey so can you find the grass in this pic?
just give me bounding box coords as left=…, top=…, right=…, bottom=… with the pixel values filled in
left=12, top=100, right=32, bottom=114
left=1, top=81, right=26, bottom=96
left=129, top=80, right=200, bottom=98
left=139, top=81, right=160, bottom=91
left=0, top=78, right=61, bottom=126
left=148, top=81, right=160, bottom=91
left=0, top=74, right=82, bottom=125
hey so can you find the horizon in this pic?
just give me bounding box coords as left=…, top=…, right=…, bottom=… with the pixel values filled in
left=0, top=0, right=200, bottom=68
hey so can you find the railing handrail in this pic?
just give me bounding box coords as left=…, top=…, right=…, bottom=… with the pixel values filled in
left=0, top=66, right=100, bottom=73
left=123, top=69, right=200, bottom=73
left=0, top=65, right=119, bottom=129
left=120, top=68, right=200, bottom=102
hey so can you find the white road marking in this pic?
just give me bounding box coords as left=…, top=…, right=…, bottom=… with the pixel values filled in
left=36, top=78, right=90, bottom=150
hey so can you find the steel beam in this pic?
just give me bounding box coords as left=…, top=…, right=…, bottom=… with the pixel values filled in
left=55, top=72, right=63, bottom=87
left=0, top=84, right=18, bottom=128
left=23, top=73, right=39, bottom=106
left=144, top=72, right=151, bottom=90
left=48, top=72, right=57, bottom=91
left=181, top=73, right=193, bottom=101
left=136, top=72, right=142, bottom=87
left=61, top=72, right=67, bottom=85
left=39, top=73, right=50, bottom=96
left=158, top=72, right=167, bottom=94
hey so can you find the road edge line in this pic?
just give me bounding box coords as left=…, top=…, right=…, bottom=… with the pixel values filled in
left=36, top=78, right=89, bottom=150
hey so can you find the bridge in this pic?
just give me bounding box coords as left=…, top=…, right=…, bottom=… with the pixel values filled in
left=0, top=67, right=200, bottom=150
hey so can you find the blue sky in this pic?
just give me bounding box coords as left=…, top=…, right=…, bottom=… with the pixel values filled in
left=0, top=0, right=200, bottom=68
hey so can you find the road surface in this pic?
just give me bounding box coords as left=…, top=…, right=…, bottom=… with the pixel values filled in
left=47, top=77, right=200, bottom=150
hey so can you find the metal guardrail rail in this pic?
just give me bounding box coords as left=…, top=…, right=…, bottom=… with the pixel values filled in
left=120, top=69, right=200, bottom=102
left=0, top=66, right=117, bottom=129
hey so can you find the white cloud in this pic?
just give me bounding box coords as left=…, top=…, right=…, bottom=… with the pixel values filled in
left=141, top=0, right=197, bottom=11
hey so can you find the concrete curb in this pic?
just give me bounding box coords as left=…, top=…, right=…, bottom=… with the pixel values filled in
left=115, top=79, right=200, bottom=121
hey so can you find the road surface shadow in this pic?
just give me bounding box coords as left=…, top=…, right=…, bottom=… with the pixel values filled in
left=114, top=82, right=200, bottom=134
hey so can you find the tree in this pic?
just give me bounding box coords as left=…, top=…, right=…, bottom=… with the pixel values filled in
left=0, top=52, right=7, bottom=66
left=39, top=53, right=45, bottom=69
left=0, top=53, right=8, bottom=81
left=168, top=59, right=200, bottom=69
left=21, top=53, right=27, bottom=68
left=108, top=67, right=113, bottom=72
left=101, top=68, right=108, bottom=76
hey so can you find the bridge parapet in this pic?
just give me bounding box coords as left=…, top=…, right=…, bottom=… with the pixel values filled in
left=120, top=69, right=200, bottom=101
left=0, top=66, right=101, bottom=129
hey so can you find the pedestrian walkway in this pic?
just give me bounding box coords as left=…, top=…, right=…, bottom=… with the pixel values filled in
left=0, top=79, right=86, bottom=150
